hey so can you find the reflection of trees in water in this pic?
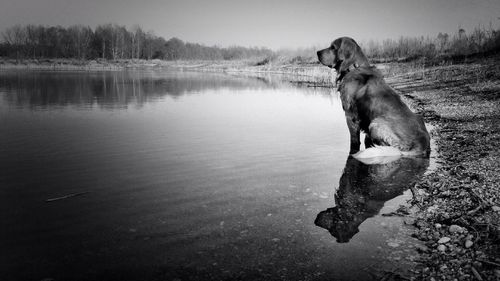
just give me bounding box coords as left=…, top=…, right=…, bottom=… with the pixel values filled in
left=0, top=71, right=273, bottom=109
left=315, top=156, right=429, bottom=243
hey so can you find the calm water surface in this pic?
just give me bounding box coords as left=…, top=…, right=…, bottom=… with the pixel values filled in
left=0, top=70, right=429, bottom=281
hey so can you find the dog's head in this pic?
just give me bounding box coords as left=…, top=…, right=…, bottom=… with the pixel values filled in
left=316, top=38, right=342, bottom=71
left=317, top=37, right=366, bottom=74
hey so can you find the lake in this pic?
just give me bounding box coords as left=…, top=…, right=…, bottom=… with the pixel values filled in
left=0, top=70, right=429, bottom=281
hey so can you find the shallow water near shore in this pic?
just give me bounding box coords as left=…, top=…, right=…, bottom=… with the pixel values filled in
left=0, top=70, right=430, bottom=280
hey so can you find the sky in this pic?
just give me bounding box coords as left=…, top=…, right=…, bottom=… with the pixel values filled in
left=0, top=0, right=499, bottom=50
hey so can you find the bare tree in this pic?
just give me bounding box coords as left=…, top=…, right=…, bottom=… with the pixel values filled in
left=2, top=25, right=26, bottom=60
left=131, top=25, right=144, bottom=59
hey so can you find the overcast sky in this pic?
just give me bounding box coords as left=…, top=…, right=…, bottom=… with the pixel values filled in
left=0, top=0, right=499, bottom=49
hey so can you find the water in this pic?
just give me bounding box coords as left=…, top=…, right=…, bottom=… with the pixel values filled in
left=0, top=70, right=429, bottom=281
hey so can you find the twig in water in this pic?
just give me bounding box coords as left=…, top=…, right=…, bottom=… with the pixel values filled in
left=45, top=192, right=89, bottom=202
left=409, top=184, right=423, bottom=208
left=467, top=205, right=482, bottom=215
left=471, top=266, right=483, bottom=281
left=476, top=258, right=500, bottom=267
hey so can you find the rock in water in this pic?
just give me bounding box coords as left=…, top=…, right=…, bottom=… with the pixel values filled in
left=465, top=240, right=473, bottom=248
left=437, top=245, right=446, bottom=252
left=449, top=225, right=463, bottom=233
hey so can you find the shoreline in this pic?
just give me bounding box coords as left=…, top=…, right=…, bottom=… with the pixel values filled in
left=0, top=58, right=336, bottom=84
left=385, top=56, right=500, bottom=280
left=0, top=58, right=166, bottom=71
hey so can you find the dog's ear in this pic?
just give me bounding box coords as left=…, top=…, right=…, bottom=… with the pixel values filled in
left=336, top=38, right=355, bottom=73
left=335, top=38, right=351, bottom=60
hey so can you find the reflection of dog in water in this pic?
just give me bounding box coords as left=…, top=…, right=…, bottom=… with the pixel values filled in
left=314, top=156, right=429, bottom=243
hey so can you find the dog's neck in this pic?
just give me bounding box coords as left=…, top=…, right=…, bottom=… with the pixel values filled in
left=335, top=64, right=359, bottom=86
left=335, top=72, right=345, bottom=88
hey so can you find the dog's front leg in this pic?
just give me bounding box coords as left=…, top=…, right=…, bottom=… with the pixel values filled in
left=346, top=116, right=361, bottom=154
left=364, top=135, right=374, bottom=148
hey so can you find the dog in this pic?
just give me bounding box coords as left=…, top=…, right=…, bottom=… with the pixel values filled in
left=317, top=38, right=430, bottom=160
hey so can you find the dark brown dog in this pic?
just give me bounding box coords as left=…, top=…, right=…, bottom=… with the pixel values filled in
left=317, top=38, right=430, bottom=160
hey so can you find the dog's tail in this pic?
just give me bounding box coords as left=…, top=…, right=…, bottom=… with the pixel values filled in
left=352, top=146, right=402, bottom=165
left=352, top=146, right=426, bottom=165
left=353, top=146, right=401, bottom=158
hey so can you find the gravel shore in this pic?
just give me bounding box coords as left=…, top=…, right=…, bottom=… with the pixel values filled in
left=385, top=55, right=500, bottom=280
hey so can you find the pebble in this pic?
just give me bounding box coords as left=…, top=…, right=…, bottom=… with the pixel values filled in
left=437, top=245, right=447, bottom=252
left=404, top=217, right=416, bottom=225
left=388, top=242, right=400, bottom=248
left=416, top=244, right=429, bottom=253
left=438, top=237, right=451, bottom=244
left=449, top=225, right=463, bottom=233
left=428, top=205, right=438, bottom=213
left=465, top=240, right=473, bottom=248
left=435, top=223, right=442, bottom=229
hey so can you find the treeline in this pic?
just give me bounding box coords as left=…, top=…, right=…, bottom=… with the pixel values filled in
left=2, top=23, right=500, bottom=63
left=361, top=26, right=500, bottom=62
left=0, top=24, right=272, bottom=61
